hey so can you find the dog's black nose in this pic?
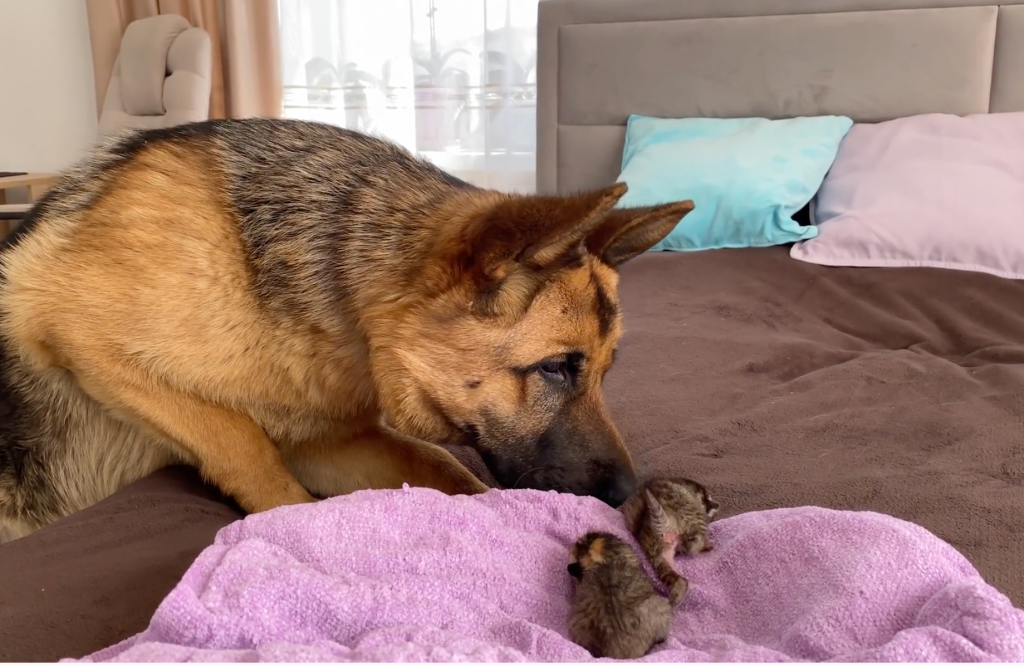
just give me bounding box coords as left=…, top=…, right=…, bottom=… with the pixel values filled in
left=596, top=470, right=638, bottom=507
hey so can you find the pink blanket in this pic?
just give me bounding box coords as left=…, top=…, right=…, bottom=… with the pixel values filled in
left=70, top=487, right=1024, bottom=662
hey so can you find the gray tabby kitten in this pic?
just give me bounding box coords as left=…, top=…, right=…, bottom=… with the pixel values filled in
left=566, top=531, right=674, bottom=659
left=621, top=477, right=720, bottom=605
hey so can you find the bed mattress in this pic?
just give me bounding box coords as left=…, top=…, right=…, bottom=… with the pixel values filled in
left=2, top=247, right=1023, bottom=660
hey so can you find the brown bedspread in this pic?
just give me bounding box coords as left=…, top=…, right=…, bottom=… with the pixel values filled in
left=2, top=246, right=1024, bottom=661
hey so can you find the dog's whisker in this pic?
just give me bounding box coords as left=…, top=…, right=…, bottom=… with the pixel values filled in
left=513, top=466, right=550, bottom=489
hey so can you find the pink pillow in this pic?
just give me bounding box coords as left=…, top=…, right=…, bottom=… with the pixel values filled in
left=791, top=112, right=1024, bottom=280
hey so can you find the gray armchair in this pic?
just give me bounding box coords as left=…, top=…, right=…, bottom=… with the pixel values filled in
left=98, top=14, right=213, bottom=137
left=1, top=15, right=214, bottom=239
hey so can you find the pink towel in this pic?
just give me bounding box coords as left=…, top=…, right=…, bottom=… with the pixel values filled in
left=70, top=486, right=1024, bottom=662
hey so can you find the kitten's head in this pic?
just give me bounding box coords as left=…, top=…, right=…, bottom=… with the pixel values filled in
left=667, top=478, right=720, bottom=520
left=567, top=531, right=633, bottom=580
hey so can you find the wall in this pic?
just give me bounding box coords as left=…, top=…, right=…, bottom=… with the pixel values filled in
left=0, top=0, right=97, bottom=174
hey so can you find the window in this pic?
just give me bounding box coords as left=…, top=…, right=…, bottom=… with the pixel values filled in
left=278, top=0, right=541, bottom=192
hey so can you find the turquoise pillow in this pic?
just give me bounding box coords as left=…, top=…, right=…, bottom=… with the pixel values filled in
left=615, top=114, right=854, bottom=252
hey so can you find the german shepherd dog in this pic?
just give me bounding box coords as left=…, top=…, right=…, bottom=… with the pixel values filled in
left=0, top=118, right=694, bottom=541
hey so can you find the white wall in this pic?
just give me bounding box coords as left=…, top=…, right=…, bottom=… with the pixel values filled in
left=0, top=0, right=98, bottom=174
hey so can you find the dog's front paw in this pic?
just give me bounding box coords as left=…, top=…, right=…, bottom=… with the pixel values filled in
left=437, top=469, right=490, bottom=496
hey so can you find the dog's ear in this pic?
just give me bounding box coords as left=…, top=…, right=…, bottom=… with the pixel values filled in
left=585, top=200, right=695, bottom=267
left=464, top=183, right=629, bottom=284
left=427, top=184, right=629, bottom=314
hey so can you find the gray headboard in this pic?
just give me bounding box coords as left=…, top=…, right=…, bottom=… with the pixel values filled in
left=536, top=0, right=1024, bottom=194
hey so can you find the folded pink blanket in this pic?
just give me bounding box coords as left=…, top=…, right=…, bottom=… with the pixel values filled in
left=70, top=487, right=1024, bottom=662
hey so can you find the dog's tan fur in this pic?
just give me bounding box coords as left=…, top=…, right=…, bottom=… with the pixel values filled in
left=0, top=119, right=694, bottom=540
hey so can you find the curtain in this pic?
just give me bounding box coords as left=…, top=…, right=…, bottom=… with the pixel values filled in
left=85, top=0, right=283, bottom=120
left=278, top=0, right=541, bottom=193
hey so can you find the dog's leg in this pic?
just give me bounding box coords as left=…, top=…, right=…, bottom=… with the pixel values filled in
left=92, top=379, right=315, bottom=513
left=286, top=425, right=489, bottom=498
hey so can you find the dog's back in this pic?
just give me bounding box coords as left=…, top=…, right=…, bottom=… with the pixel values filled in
left=0, top=120, right=469, bottom=536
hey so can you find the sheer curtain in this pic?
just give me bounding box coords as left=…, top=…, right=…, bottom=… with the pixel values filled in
left=278, top=0, right=540, bottom=193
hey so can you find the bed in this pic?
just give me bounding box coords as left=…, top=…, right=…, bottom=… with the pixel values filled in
left=3, top=0, right=1024, bottom=660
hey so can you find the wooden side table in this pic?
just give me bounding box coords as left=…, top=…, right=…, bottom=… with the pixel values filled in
left=0, top=172, right=58, bottom=239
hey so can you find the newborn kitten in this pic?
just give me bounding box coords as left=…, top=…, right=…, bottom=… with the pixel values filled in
left=567, top=531, right=673, bottom=659
left=621, top=477, right=720, bottom=605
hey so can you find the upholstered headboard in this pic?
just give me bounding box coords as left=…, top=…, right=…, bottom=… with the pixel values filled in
left=536, top=0, right=1024, bottom=194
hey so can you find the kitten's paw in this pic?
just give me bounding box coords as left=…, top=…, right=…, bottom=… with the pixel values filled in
left=669, top=578, right=689, bottom=606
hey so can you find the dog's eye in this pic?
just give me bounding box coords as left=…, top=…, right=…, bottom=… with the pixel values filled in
left=537, top=359, right=568, bottom=381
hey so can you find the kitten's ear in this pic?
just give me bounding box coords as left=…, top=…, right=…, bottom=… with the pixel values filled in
left=586, top=200, right=695, bottom=267
left=645, top=490, right=672, bottom=535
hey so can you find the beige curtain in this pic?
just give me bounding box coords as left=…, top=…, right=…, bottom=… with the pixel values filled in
left=85, top=0, right=282, bottom=119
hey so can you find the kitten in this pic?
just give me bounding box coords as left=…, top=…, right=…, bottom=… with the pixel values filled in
left=621, top=477, right=719, bottom=605
left=566, top=531, right=674, bottom=659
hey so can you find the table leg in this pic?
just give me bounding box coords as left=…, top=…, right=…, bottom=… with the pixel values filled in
left=27, top=184, right=46, bottom=202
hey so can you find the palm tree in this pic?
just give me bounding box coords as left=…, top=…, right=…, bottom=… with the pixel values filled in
left=341, top=62, right=383, bottom=134
left=410, top=0, right=472, bottom=150
left=479, top=25, right=538, bottom=154
left=303, top=57, right=339, bottom=108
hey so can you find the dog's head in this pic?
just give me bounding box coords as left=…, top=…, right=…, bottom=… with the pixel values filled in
left=375, top=183, right=694, bottom=507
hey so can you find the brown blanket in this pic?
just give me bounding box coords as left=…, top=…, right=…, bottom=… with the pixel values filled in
left=2, top=246, right=1023, bottom=661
